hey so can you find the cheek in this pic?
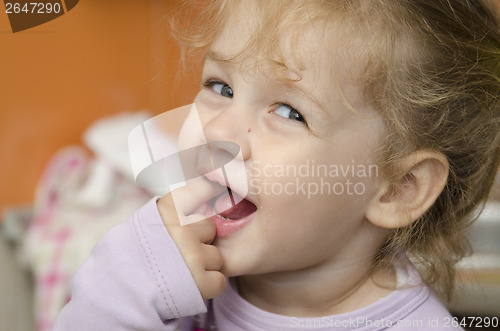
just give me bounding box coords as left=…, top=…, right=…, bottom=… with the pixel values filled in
left=253, top=183, right=374, bottom=269
left=252, top=194, right=351, bottom=271
left=250, top=151, right=379, bottom=233
left=194, top=91, right=229, bottom=125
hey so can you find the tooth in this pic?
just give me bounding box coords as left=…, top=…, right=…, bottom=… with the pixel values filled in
left=212, top=204, right=235, bottom=221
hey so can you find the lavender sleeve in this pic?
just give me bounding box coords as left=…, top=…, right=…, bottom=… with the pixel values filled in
left=53, top=198, right=206, bottom=330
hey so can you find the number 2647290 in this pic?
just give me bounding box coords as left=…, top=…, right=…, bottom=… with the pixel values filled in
left=5, top=2, right=62, bottom=14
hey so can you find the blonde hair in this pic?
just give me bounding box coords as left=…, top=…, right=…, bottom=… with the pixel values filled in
left=169, top=0, right=500, bottom=300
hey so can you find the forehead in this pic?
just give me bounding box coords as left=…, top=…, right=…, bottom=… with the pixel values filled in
left=209, top=1, right=332, bottom=68
left=206, top=0, right=371, bottom=115
left=207, top=0, right=255, bottom=60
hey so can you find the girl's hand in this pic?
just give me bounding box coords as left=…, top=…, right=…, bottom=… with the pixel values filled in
left=157, top=178, right=226, bottom=300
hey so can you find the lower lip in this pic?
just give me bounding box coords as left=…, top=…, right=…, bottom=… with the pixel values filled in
left=208, top=209, right=255, bottom=237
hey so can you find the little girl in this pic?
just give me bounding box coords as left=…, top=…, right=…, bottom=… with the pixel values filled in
left=55, top=0, right=500, bottom=330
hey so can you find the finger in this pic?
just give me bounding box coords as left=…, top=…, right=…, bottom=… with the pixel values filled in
left=157, top=194, right=177, bottom=226
left=158, top=178, right=222, bottom=226
left=187, top=218, right=216, bottom=244
left=171, top=176, right=225, bottom=215
left=201, top=244, right=223, bottom=271
left=174, top=212, right=210, bottom=227
left=200, top=271, right=226, bottom=300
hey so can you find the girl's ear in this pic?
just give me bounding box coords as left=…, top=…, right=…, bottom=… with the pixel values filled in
left=365, top=150, right=449, bottom=229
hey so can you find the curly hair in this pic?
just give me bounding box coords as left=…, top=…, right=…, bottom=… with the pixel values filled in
left=168, top=0, right=500, bottom=301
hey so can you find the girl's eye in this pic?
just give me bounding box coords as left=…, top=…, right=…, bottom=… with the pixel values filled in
left=273, top=104, right=306, bottom=124
left=203, top=79, right=233, bottom=98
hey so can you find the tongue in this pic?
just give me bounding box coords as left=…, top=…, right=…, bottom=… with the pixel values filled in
left=214, top=190, right=257, bottom=220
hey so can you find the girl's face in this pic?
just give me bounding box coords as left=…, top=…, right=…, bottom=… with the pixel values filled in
left=191, top=5, right=387, bottom=277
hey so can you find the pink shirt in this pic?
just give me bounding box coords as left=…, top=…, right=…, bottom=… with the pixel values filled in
left=54, top=198, right=463, bottom=330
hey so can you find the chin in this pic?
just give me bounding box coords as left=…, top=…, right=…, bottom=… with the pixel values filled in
left=220, top=261, right=248, bottom=278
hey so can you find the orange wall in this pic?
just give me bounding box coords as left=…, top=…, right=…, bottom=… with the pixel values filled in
left=0, top=1, right=200, bottom=214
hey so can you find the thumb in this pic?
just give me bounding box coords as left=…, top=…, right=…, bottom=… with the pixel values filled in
left=170, top=176, right=226, bottom=219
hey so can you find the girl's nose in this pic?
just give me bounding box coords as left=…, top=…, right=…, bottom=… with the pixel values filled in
left=201, top=104, right=251, bottom=161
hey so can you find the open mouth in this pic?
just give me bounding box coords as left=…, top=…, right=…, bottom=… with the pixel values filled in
left=211, top=187, right=257, bottom=221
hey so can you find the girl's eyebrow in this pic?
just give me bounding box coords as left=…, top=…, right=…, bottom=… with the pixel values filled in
left=282, top=83, right=330, bottom=118
left=205, top=50, right=233, bottom=64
